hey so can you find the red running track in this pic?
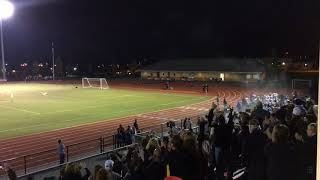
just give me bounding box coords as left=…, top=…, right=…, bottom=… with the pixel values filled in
left=0, top=81, right=291, bottom=175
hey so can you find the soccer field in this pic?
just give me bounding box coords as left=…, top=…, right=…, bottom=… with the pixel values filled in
left=0, top=83, right=209, bottom=139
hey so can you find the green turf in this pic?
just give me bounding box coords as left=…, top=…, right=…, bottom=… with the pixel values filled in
left=0, top=83, right=209, bottom=139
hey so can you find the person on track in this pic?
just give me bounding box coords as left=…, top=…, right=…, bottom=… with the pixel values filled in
left=57, top=139, right=66, bottom=164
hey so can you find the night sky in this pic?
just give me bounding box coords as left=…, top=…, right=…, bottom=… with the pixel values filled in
left=3, top=0, right=320, bottom=65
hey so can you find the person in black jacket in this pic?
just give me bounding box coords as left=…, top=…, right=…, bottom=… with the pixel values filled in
left=243, top=119, right=267, bottom=180
left=251, top=101, right=270, bottom=125
left=144, top=148, right=165, bottom=180
left=167, top=135, right=185, bottom=179
left=213, top=109, right=234, bottom=180
left=305, top=123, right=317, bottom=180
left=207, top=102, right=217, bottom=126
left=264, top=124, right=299, bottom=180
left=293, top=128, right=308, bottom=180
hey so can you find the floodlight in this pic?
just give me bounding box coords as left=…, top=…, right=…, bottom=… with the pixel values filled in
left=0, top=0, right=14, bottom=20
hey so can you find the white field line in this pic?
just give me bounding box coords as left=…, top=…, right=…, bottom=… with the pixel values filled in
left=0, top=104, right=41, bottom=115
left=0, top=97, right=208, bottom=133
left=30, top=95, right=209, bottom=116
left=0, top=94, right=144, bottom=116
left=39, top=94, right=143, bottom=103
left=42, top=98, right=152, bottom=115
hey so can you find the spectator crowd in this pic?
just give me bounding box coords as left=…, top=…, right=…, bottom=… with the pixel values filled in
left=4, top=92, right=318, bottom=180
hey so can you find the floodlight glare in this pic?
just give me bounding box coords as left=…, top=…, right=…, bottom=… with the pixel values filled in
left=0, top=0, right=14, bottom=20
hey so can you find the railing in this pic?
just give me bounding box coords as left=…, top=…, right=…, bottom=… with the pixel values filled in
left=0, top=136, right=111, bottom=177
left=17, top=144, right=137, bottom=180
left=0, top=112, right=206, bottom=178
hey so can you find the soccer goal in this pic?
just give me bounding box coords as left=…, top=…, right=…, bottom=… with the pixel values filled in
left=291, top=79, right=312, bottom=90
left=82, top=78, right=110, bottom=89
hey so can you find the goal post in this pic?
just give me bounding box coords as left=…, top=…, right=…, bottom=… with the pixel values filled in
left=292, top=79, right=312, bottom=90
left=82, top=78, right=110, bottom=90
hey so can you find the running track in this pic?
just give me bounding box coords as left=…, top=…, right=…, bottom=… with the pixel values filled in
left=0, top=81, right=291, bottom=175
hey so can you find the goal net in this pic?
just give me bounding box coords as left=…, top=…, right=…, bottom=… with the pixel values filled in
left=82, top=78, right=110, bottom=89
left=292, top=79, right=312, bottom=89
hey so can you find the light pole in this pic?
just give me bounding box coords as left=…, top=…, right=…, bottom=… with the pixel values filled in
left=0, top=0, right=14, bottom=81
left=0, top=19, right=5, bottom=80
left=52, top=42, right=55, bottom=80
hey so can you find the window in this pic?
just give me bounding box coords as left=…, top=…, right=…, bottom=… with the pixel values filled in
left=220, top=73, right=224, bottom=81
left=253, top=74, right=259, bottom=80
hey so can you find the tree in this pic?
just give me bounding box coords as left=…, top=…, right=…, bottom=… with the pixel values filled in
left=55, top=57, right=64, bottom=78
left=32, top=60, right=40, bottom=77
left=128, top=60, right=140, bottom=73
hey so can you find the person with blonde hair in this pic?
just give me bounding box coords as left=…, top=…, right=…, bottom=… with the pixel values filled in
left=88, top=165, right=103, bottom=180
left=265, top=124, right=298, bottom=180
left=96, top=168, right=111, bottom=180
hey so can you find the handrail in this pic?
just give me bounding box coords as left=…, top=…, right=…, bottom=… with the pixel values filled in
left=17, top=144, right=137, bottom=179
left=67, top=137, right=101, bottom=147
left=0, top=137, right=101, bottom=164
left=0, top=136, right=105, bottom=164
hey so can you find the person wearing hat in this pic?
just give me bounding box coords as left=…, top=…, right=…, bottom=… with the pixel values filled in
left=105, top=160, right=121, bottom=180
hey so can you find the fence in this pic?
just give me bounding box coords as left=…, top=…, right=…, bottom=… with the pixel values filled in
left=0, top=136, right=113, bottom=177
left=112, top=113, right=205, bottom=147
left=17, top=144, right=136, bottom=180
left=0, top=112, right=206, bottom=178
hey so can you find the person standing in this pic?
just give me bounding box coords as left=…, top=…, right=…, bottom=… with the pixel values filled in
left=213, top=110, right=234, bottom=180
left=133, top=119, right=139, bottom=133
left=57, top=139, right=66, bottom=164
left=242, top=119, right=267, bottom=180
left=216, top=95, right=220, bottom=105
left=264, top=124, right=299, bottom=180
left=305, top=123, right=317, bottom=180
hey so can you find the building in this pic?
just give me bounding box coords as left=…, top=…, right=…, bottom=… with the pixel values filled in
left=138, top=58, right=266, bottom=82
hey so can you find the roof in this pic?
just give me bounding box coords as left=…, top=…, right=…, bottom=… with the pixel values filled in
left=139, top=58, right=265, bottom=72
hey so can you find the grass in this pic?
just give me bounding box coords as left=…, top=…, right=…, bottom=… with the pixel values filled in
left=0, top=83, right=209, bottom=139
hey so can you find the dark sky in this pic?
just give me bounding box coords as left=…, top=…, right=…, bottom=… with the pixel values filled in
left=3, top=0, right=320, bottom=65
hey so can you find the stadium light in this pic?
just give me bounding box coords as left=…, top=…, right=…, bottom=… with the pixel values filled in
left=0, top=0, right=14, bottom=19
left=0, top=0, right=14, bottom=81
